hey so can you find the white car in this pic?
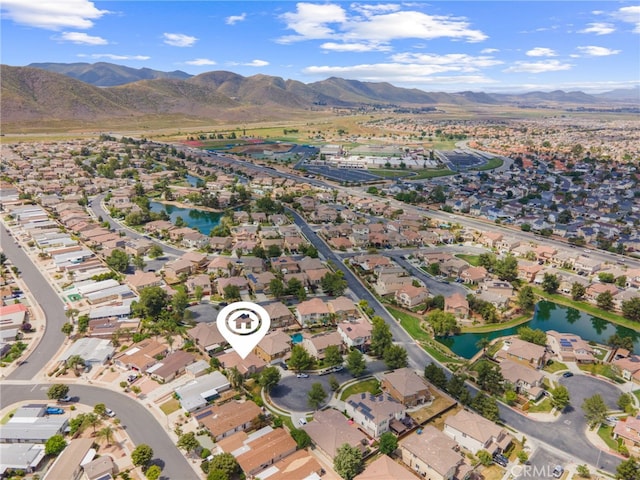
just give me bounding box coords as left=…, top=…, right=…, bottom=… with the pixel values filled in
left=105, top=408, right=116, bottom=418
left=296, top=373, right=309, bottom=378
left=298, top=418, right=307, bottom=426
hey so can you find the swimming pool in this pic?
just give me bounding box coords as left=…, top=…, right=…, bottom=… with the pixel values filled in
left=290, top=333, right=303, bottom=344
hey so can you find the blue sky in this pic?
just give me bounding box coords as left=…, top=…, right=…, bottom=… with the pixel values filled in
left=2, top=1, right=639, bottom=92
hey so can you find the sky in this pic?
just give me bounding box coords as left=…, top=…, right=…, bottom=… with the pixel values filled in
left=1, top=1, right=639, bottom=93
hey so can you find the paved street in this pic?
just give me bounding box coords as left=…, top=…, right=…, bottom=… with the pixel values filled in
left=1, top=227, right=67, bottom=381
left=270, top=360, right=387, bottom=412
left=0, top=384, right=199, bottom=480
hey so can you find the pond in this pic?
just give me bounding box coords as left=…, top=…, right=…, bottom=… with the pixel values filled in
left=184, top=174, right=202, bottom=187
left=437, top=300, right=640, bottom=359
left=149, top=201, right=222, bottom=236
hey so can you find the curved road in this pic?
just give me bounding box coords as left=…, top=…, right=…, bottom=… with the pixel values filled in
left=0, top=384, right=199, bottom=480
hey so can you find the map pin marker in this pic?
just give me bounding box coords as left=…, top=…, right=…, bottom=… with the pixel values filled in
left=217, top=301, right=271, bottom=359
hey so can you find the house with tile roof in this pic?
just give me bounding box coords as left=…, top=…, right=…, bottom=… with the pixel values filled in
left=444, top=409, right=512, bottom=455
left=400, top=426, right=468, bottom=480
left=381, top=368, right=433, bottom=407
left=345, top=393, right=406, bottom=438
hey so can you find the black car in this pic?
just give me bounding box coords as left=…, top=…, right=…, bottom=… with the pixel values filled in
left=562, top=371, right=574, bottom=378
left=493, top=453, right=509, bottom=467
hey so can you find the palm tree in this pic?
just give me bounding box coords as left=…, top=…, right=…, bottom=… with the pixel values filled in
left=227, top=367, right=244, bottom=390
left=83, top=413, right=102, bottom=435
left=65, top=308, right=80, bottom=324
left=476, top=338, right=491, bottom=357
left=96, top=425, right=115, bottom=446
left=66, top=355, right=86, bottom=375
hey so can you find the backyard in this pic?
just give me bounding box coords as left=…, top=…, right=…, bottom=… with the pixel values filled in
left=339, top=378, right=381, bottom=401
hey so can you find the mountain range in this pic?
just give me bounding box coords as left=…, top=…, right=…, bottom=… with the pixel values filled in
left=2, top=62, right=638, bottom=129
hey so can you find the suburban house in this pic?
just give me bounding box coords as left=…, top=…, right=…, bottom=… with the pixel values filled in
left=444, top=293, right=470, bottom=319
left=495, top=338, right=546, bottom=368
left=146, top=350, right=196, bottom=383
left=295, top=298, right=330, bottom=327
left=262, top=302, right=296, bottom=329
left=613, top=415, right=640, bottom=449
left=612, top=355, right=640, bottom=383
left=499, top=359, right=544, bottom=399
left=328, top=296, right=359, bottom=320
left=195, top=400, right=262, bottom=441
left=113, top=339, right=168, bottom=372
left=259, top=450, right=323, bottom=480
left=187, top=323, right=228, bottom=356
left=546, top=330, right=596, bottom=363
left=381, top=368, right=433, bottom=407
left=400, top=426, right=469, bottom=480
left=0, top=404, right=69, bottom=444
left=217, top=350, right=266, bottom=377
left=126, top=271, right=162, bottom=294
left=302, top=408, right=368, bottom=458
left=302, top=331, right=343, bottom=360
left=255, top=330, right=292, bottom=364
left=394, top=285, right=429, bottom=308
left=337, top=320, right=372, bottom=352
left=234, top=426, right=298, bottom=477
left=355, top=454, right=418, bottom=480
left=444, top=409, right=512, bottom=455
left=174, top=371, right=231, bottom=412
left=345, top=393, right=406, bottom=438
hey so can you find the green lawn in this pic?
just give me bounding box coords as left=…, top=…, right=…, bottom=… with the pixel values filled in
left=528, top=397, right=553, bottom=414
left=455, top=254, right=482, bottom=266
left=0, top=409, right=16, bottom=425
left=470, top=158, right=504, bottom=171
left=408, top=169, right=456, bottom=180
left=579, top=363, right=625, bottom=383
left=598, top=425, right=621, bottom=450
left=460, top=314, right=532, bottom=333
left=340, top=378, right=381, bottom=401
left=543, top=360, right=569, bottom=374
left=368, top=169, right=413, bottom=179
left=159, top=398, right=181, bottom=415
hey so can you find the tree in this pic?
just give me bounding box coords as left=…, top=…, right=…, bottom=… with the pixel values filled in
left=477, top=450, right=493, bottom=466
left=94, top=403, right=107, bottom=417
left=383, top=344, right=408, bottom=369
left=370, top=316, right=393, bottom=357
left=379, top=432, right=398, bottom=455
left=132, top=254, right=146, bottom=271
left=425, top=363, right=448, bottom=390
left=308, top=382, right=327, bottom=410
left=47, top=384, right=70, bottom=400
left=582, top=394, right=608, bottom=427
left=618, top=393, right=635, bottom=414
left=208, top=453, right=239, bottom=478
left=576, top=464, right=590, bottom=478
left=258, top=366, right=281, bottom=392
left=542, top=273, right=560, bottom=294
left=84, top=412, right=102, bottom=433
left=329, top=375, right=340, bottom=391
left=321, top=271, right=348, bottom=297
left=96, top=425, right=115, bottom=446
left=106, top=249, right=129, bottom=272
left=268, top=278, right=285, bottom=299
left=346, top=349, right=366, bottom=377
left=476, top=361, right=504, bottom=395
left=334, top=443, right=364, bottom=480
left=517, top=286, right=535, bottom=311
left=495, top=255, right=518, bottom=282
left=616, top=457, right=640, bottom=480
left=622, top=297, right=640, bottom=322
left=148, top=244, right=163, bottom=259
left=131, top=444, right=154, bottom=468
left=505, top=389, right=518, bottom=405
left=608, top=334, right=634, bottom=357
left=66, top=354, right=85, bottom=374
left=145, top=465, right=162, bottom=480
left=476, top=337, right=491, bottom=357
left=571, top=282, right=586, bottom=301
left=291, top=428, right=311, bottom=449
left=288, top=344, right=313, bottom=372
left=427, top=309, right=458, bottom=337
left=61, top=322, right=74, bottom=336
left=471, top=392, right=500, bottom=422
left=324, top=345, right=343, bottom=367
left=177, top=432, right=201, bottom=457
left=133, top=286, right=169, bottom=318
left=597, top=290, right=614, bottom=311
left=45, top=434, right=67, bottom=456
left=446, top=374, right=467, bottom=400
left=517, top=326, right=547, bottom=346
left=551, top=385, right=571, bottom=411
left=517, top=450, right=529, bottom=464
left=227, top=366, right=244, bottom=390
left=207, top=470, right=228, bottom=480
left=223, top=284, right=241, bottom=301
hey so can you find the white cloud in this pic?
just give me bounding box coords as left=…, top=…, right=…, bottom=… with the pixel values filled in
left=77, top=53, right=150, bottom=61
left=613, top=6, right=640, bottom=33
left=350, top=3, right=401, bottom=17
left=277, top=3, right=487, bottom=45
left=185, top=58, right=217, bottom=66
left=58, top=31, right=107, bottom=45
left=320, top=42, right=392, bottom=52
left=526, top=47, right=557, bottom=57
left=226, top=13, right=246, bottom=25
left=576, top=45, right=621, bottom=57
left=229, top=59, right=269, bottom=67
left=391, top=52, right=503, bottom=71
left=481, top=48, right=499, bottom=54
left=163, top=32, right=197, bottom=47
left=579, top=22, right=615, bottom=35
left=1, top=0, right=109, bottom=30
left=504, top=60, right=573, bottom=73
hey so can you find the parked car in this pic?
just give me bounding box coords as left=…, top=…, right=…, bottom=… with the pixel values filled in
left=331, top=365, right=344, bottom=372
left=58, top=395, right=72, bottom=403
left=127, top=374, right=138, bottom=383
left=552, top=465, right=564, bottom=478
left=45, top=407, right=64, bottom=415
left=296, top=373, right=309, bottom=378
left=493, top=453, right=508, bottom=467
left=105, top=408, right=116, bottom=417
left=298, top=418, right=307, bottom=426
left=562, top=372, right=574, bottom=378
left=279, top=362, right=288, bottom=371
